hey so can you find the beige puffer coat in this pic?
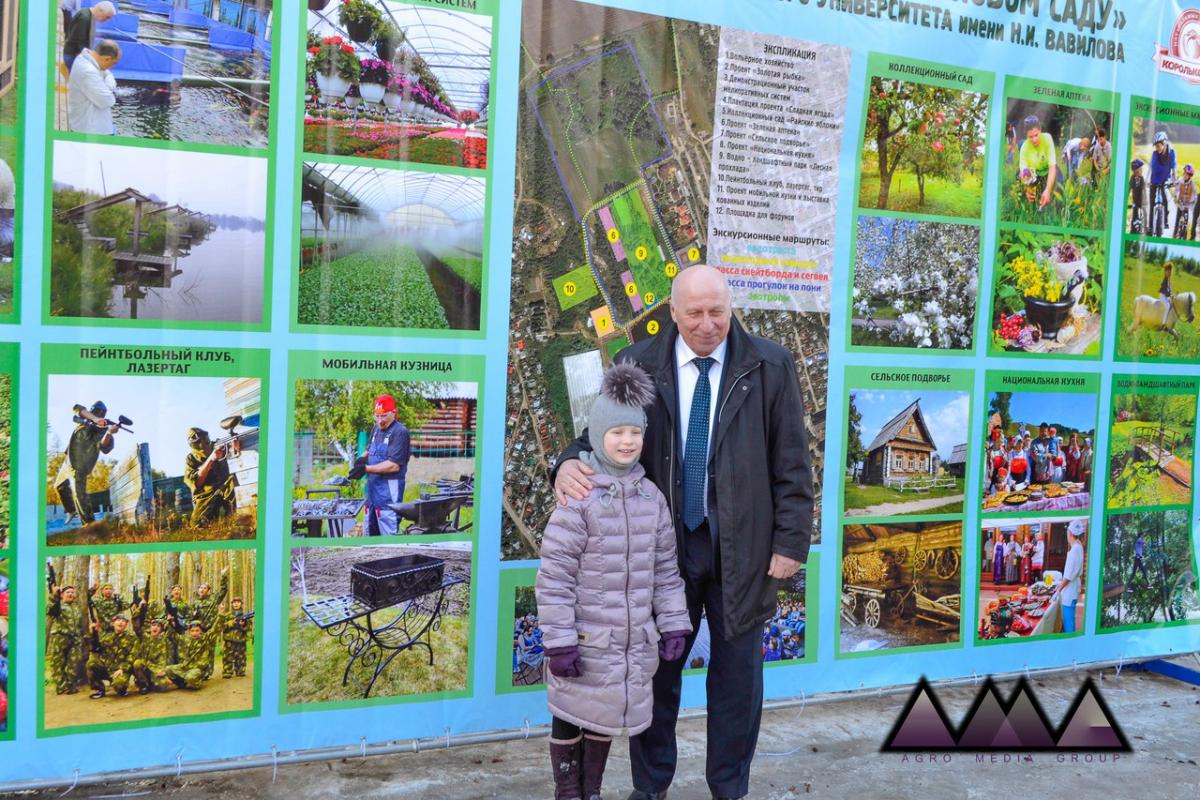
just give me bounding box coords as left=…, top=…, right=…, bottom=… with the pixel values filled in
left=536, top=463, right=691, bottom=736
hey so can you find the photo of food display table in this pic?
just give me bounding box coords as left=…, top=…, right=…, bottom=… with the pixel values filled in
left=982, top=482, right=1089, bottom=513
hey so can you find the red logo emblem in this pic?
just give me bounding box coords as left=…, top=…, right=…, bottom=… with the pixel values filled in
left=1156, top=9, right=1200, bottom=85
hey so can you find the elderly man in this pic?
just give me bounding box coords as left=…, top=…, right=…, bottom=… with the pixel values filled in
left=63, top=1, right=116, bottom=72
left=0, top=153, right=13, bottom=260
left=67, top=39, right=122, bottom=135
left=554, top=265, right=814, bottom=800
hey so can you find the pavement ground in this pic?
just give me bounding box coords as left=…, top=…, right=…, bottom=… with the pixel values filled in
left=5, top=662, right=1200, bottom=800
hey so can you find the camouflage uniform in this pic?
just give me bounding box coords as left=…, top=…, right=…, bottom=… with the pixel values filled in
left=183, top=439, right=238, bottom=528
left=192, top=575, right=227, bottom=680
left=219, top=612, right=251, bottom=678
left=91, top=593, right=128, bottom=631
left=46, top=594, right=84, bottom=694
left=163, top=626, right=219, bottom=690
left=86, top=628, right=139, bottom=696
left=132, top=629, right=175, bottom=691
left=55, top=423, right=114, bottom=523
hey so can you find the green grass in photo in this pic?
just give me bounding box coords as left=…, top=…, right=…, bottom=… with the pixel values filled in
left=553, top=264, right=599, bottom=311
left=857, top=161, right=984, bottom=218
left=609, top=188, right=673, bottom=303
left=1117, top=247, right=1200, bottom=360
left=843, top=477, right=965, bottom=517
left=286, top=597, right=469, bottom=704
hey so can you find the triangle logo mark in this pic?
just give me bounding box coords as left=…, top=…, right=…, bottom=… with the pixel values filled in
left=1005, top=681, right=1057, bottom=749
left=881, top=677, right=957, bottom=751
left=1055, top=678, right=1131, bottom=751
left=955, top=679, right=1009, bottom=748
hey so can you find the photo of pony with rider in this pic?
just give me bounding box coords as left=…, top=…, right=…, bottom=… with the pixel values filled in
left=1117, top=239, right=1200, bottom=362
left=1125, top=118, right=1200, bottom=241
left=999, top=98, right=1114, bottom=232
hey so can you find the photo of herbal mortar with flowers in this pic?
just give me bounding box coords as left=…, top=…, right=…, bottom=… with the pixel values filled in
left=990, top=231, right=1106, bottom=355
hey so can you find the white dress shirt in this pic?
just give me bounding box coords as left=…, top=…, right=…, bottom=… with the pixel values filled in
left=676, top=336, right=727, bottom=518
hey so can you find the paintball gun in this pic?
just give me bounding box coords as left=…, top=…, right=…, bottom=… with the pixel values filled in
left=46, top=560, right=57, bottom=596
left=234, top=611, right=255, bottom=626
left=211, top=413, right=260, bottom=460
left=72, top=404, right=134, bottom=435
left=162, top=596, right=185, bottom=634
left=86, top=591, right=103, bottom=654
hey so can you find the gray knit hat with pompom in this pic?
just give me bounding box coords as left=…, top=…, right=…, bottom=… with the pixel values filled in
left=587, top=363, right=655, bottom=471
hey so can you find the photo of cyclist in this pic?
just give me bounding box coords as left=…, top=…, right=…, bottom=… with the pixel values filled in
left=1175, top=164, right=1197, bottom=241
left=1129, top=158, right=1147, bottom=234
left=1149, top=131, right=1177, bottom=237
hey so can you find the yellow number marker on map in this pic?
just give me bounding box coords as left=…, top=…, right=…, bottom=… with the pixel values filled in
left=644, top=292, right=655, bottom=305
left=635, top=245, right=648, bottom=261
left=647, top=320, right=660, bottom=335
left=563, top=281, right=577, bottom=297
left=665, top=262, right=677, bottom=278
left=687, top=247, right=700, bottom=262
left=625, top=282, right=639, bottom=297
left=607, top=228, right=620, bottom=243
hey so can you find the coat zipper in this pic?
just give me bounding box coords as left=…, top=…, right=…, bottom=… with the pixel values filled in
left=620, top=482, right=633, bottom=729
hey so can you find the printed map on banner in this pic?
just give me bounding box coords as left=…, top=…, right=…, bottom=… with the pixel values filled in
left=507, top=0, right=836, bottom=559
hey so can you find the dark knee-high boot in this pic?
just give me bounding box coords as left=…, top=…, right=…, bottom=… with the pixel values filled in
left=550, top=735, right=584, bottom=800
left=581, top=733, right=613, bottom=800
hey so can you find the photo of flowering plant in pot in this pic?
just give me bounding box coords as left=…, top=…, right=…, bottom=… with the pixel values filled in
left=990, top=230, right=1106, bottom=356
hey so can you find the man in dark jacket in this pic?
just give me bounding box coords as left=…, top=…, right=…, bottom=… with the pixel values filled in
left=554, top=264, right=814, bottom=800
left=63, top=1, right=117, bottom=72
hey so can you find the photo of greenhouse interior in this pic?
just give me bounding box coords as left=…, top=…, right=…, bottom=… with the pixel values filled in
left=54, top=0, right=273, bottom=148
left=305, top=0, right=490, bottom=169
left=297, top=162, right=484, bottom=331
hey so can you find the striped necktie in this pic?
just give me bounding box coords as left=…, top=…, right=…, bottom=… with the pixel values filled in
left=683, top=357, right=715, bottom=531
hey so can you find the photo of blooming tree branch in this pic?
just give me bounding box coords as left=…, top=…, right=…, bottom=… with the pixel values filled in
left=851, top=216, right=979, bottom=350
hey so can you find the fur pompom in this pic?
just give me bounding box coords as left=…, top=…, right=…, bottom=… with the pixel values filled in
left=600, top=363, right=656, bottom=408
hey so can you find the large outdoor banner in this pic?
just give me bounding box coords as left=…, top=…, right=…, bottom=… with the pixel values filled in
left=0, top=0, right=1198, bottom=786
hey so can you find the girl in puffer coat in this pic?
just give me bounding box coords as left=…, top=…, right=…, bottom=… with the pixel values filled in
left=536, top=363, right=692, bottom=800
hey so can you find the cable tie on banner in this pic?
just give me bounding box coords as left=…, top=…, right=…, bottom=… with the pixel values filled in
left=1115, top=655, right=1125, bottom=677
left=175, top=750, right=184, bottom=778
left=271, top=745, right=279, bottom=784
left=58, top=769, right=79, bottom=797
left=1024, top=663, right=1031, bottom=680
left=1072, top=659, right=1078, bottom=673
left=412, top=737, right=420, bottom=753
left=360, top=737, right=368, bottom=759
left=522, top=719, right=531, bottom=740
left=798, top=688, right=806, bottom=716
left=444, top=726, right=452, bottom=749
left=972, top=669, right=979, bottom=686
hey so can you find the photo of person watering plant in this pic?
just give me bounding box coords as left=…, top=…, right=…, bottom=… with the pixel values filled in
left=1100, top=510, right=1200, bottom=631
left=1125, top=113, right=1200, bottom=240
left=286, top=541, right=471, bottom=705
left=989, top=229, right=1106, bottom=356
left=49, top=139, right=268, bottom=325
left=53, top=0, right=273, bottom=148
left=857, top=72, right=989, bottom=219
left=41, top=548, right=257, bottom=733
left=290, top=379, right=476, bottom=538
left=1117, top=240, right=1200, bottom=361
left=296, top=162, right=484, bottom=332
left=304, top=0, right=491, bottom=170
left=999, top=98, right=1114, bottom=232
left=850, top=216, right=980, bottom=351
left=44, top=373, right=263, bottom=547
left=1106, top=385, right=1195, bottom=510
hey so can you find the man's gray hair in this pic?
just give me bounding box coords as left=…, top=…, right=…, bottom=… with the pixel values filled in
left=94, top=39, right=122, bottom=59
left=94, top=1, right=117, bottom=18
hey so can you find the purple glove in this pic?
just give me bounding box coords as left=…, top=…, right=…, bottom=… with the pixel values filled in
left=546, top=646, right=583, bottom=678
left=658, top=630, right=689, bottom=662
